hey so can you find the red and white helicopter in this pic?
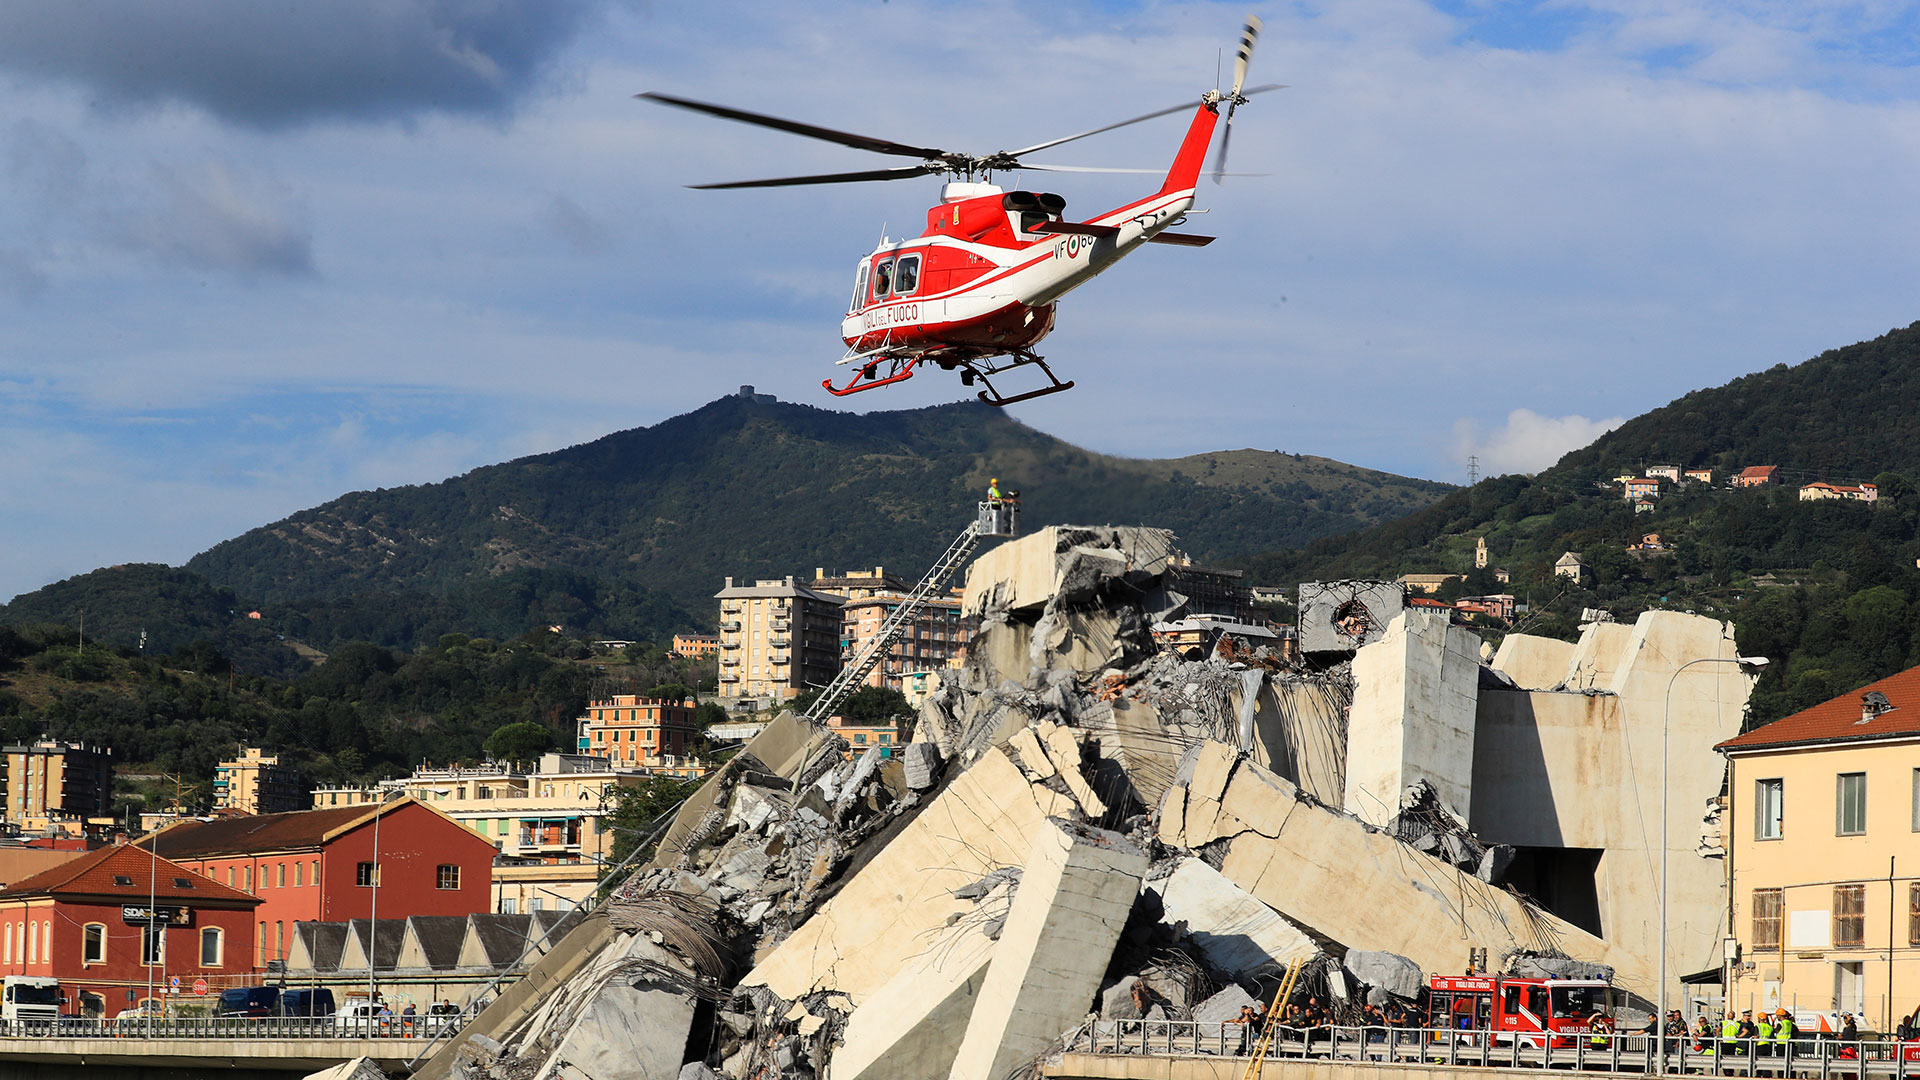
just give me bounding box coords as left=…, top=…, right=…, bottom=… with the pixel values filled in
left=642, top=17, right=1275, bottom=406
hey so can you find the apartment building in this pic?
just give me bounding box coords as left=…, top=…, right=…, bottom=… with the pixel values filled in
left=671, top=634, right=721, bottom=658
left=576, top=696, right=700, bottom=768
left=1717, top=665, right=1920, bottom=1030
left=214, top=747, right=306, bottom=815
left=2, top=742, right=113, bottom=829
left=715, top=576, right=845, bottom=704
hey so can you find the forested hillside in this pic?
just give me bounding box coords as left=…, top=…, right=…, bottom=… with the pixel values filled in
left=1239, top=321, right=1920, bottom=727
left=184, top=395, right=1452, bottom=613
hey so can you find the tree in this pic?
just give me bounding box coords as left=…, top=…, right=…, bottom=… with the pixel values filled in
left=484, top=721, right=555, bottom=765
left=603, top=775, right=702, bottom=868
left=643, top=683, right=691, bottom=702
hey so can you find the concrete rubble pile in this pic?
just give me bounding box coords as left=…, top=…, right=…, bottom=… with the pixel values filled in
left=414, top=525, right=1758, bottom=1080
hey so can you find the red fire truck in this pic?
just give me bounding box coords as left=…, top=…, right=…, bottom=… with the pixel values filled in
left=1427, top=974, right=1622, bottom=1049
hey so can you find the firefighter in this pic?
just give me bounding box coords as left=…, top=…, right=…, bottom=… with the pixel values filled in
left=1588, top=1009, right=1613, bottom=1049
left=1755, top=1009, right=1774, bottom=1056
left=987, top=478, right=1001, bottom=504
left=1774, top=1009, right=1796, bottom=1055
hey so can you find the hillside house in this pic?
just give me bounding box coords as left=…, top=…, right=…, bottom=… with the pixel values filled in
left=1644, top=464, right=1680, bottom=482
left=1554, top=552, right=1587, bottom=582
left=1799, top=481, right=1878, bottom=504
left=1455, top=594, right=1515, bottom=620
left=1731, top=465, right=1778, bottom=488
left=1630, top=533, right=1666, bottom=552
left=1398, top=573, right=1462, bottom=595
left=1683, top=467, right=1714, bottom=483
left=1633, top=500, right=1656, bottom=515
left=1622, top=477, right=1660, bottom=501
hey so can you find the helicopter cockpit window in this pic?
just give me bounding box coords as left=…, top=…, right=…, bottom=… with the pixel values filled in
left=893, top=255, right=920, bottom=295
left=1020, top=211, right=1050, bottom=234
left=872, top=258, right=894, bottom=299
left=851, top=262, right=869, bottom=311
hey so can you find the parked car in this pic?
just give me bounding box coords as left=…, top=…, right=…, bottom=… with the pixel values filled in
left=113, top=1002, right=167, bottom=1024
left=280, top=988, right=336, bottom=1018
left=217, top=986, right=281, bottom=1017
left=422, top=1001, right=464, bottom=1033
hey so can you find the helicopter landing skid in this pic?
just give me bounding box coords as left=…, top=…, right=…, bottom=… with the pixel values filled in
left=823, top=355, right=921, bottom=397
left=954, top=352, right=1075, bottom=407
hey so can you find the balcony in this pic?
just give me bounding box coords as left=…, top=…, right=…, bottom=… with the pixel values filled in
left=770, top=656, right=790, bottom=666
left=771, top=619, right=789, bottom=631
left=720, top=621, right=741, bottom=632
left=721, top=641, right=741, bottom=650
left=719, top=673, right=740, bottom=683
left=769, top=637, right=790, bottom=648
left=720, top=658, right=740, bottom=667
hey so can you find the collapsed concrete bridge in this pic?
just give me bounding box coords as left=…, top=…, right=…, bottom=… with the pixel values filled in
left=408, top=525, right=1756, bottom=1080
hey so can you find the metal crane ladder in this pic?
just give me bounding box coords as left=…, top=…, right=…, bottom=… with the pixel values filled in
left=797, top=499, right=1018, bottom=729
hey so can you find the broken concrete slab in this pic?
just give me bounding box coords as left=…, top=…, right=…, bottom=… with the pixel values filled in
left=833, top=906, right=1000, bottom=1080
left=1192, top=984, right=1260, bottom=1025
left=1163, top=743, right=1630, bottom=990
left=962, top=525, right=1180, bottom=618
left=744, top=746, right=1074, bottom=1004
left=1038, top=721, right=1108, bottom=818
left=903, top=741, right=943, bottom=789
left=1490, top=632, right=1577, bottom=691
left=948, top=818, right=1148, bottom=1080
left=1149, top=858, right=1316, bottom=979
left=1343, top=949, right=1423, bottom=1000
left=1345, top=609, right=1482, bottom=827
left=1007, top=725, right=1056, bottom=780
left=300, top=1058, right=388, bottom=1080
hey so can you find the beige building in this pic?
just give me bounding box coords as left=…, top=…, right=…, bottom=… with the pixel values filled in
left=715, top=576, right=845, bottom=705
left=311, top=754, right=650, bottom=911
left=2, top=742, right=112, bottom=829
left=214, top=747, right=305, bottom=814
left=575, top=695, right=700, bottom=769
left=1718, top=666, right=1920, bottom=1030
left=814, top=568, right=970, bottom=692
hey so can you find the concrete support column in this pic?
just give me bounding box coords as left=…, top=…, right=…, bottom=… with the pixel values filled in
left=1343, top=609, right=1482, bottom=827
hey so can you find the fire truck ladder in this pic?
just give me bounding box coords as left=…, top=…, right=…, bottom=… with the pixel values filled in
left=1242, top=955, right=1308, bottom=1078
left=797, top=499, right=1019, bottom=731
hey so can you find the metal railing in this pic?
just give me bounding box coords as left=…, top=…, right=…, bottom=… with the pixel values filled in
left=0, top=1012, right=459, bottom=1041
left=1065, top=1020, right=1920, bottom=1078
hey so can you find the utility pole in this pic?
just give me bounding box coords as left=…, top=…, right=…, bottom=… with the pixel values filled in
left=1467, top=455, right=1480, bottom=486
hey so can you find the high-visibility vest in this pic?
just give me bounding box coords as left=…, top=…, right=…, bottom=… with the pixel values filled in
left=1758, top=1019, right=1774, bottom=1043
left=1775, top=1018, right=1795, bottom=1044
left=1721, top=1018, right=1741, bottom=1051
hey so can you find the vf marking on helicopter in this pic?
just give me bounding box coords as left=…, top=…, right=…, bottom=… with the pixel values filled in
left=641, top=16, right=1275, bottom=406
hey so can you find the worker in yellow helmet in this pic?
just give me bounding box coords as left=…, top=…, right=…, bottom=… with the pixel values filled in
left=987, top=478, right=1001, bottom=503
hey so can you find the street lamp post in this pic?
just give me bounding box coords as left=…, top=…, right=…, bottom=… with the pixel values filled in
left=1660, top=653, right=1768, bottom=1068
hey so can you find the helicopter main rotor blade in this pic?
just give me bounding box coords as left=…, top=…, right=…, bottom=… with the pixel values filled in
left=688, top=164, right=938, bottom=189
left=1002, top=100, right=1200, bottom=160
left=640, top=92, right=952, bottom=161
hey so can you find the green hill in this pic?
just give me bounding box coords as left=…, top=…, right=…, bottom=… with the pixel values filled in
left=183, top=394, right=1451, bottom=613
left=1238, top=321, right=1920, bottom=727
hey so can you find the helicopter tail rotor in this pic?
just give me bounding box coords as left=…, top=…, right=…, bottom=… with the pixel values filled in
left=1211, top=14, right=1264, bottom=185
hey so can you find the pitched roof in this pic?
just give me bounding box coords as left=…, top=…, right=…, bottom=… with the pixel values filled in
left=1736, top=465, right=1777, bottom=478
left=404, top=915, right=470, bottom=970
left=293, top=921, right=349, bottom=972
left=464, top=913, right=534, bottom=968
left=1718, top=665, right=1920, bottom=753
left=137, top=799, right=415, bottom=859
left=0, top=843, right=257, bottom=905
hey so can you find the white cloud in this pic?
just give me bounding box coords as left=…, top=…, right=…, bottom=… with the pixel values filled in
left=1453, top=409, right=1625, bottom=477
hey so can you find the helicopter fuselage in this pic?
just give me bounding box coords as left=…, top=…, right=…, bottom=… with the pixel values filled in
left=838, top=101, right=1218, bottom=367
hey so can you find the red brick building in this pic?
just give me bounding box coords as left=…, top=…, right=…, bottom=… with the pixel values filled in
left=0, top=843, right=259, bottom=1017
left=139, top=797, right=495, bottom=971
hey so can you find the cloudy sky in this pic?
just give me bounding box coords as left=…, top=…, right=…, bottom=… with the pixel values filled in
left=3, top=0, right=1919, bottom=602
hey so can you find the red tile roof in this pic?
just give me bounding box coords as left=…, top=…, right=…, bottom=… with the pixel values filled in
left=1736, top=466, right=1777, bottom=479
left=137, top=801, right=403, bottom=860
left=0, top=843, right=258, bottom=905
left=1717, top=665, right=1920, bottom=753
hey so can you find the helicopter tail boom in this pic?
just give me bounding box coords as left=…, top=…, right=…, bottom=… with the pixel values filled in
left=1159, top=103, right=1221, bottom=197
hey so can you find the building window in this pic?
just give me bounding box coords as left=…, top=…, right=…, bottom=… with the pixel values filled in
left=227, top=866, right=236, bottom=888
left=201, top=927, right=223, bottom=967
left=245, top=865, right=254, bottom=892
left=1838, top=773, right=1867, bottom=835
left=1910, top=884, right=1920, bottom=948
left=1912, top=769, right=1920, bottom=832
left=1755, top=778, right=1783, bottom=840
left=83, top=923, right=106, bottom=964
left=276, top=921, right=284, bottom=960
left=501, top=898, right=517, bottom=914
left=142, top=923, right=164, bottom=966
left=277, top=863, right=286, bottom=888
left=312, top=859, right=319, bottom=883
left=437, top=864, right=461, bottom=890
left=356, top=861, right=377, bottom=887
left=294, top=861, right=304, bottom=887
left=1834, top=884, right=1867, bottom=947
left=1752, top=889, right=1782, bottom=949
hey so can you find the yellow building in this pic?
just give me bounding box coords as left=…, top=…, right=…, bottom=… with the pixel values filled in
left=715, top=575, right=845, bottom=705
left=2, top=742, right=112, bottom=828
left=214, top=747, right=306, bottom=814
left=1717, top=666, right=1920, bottom=1031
